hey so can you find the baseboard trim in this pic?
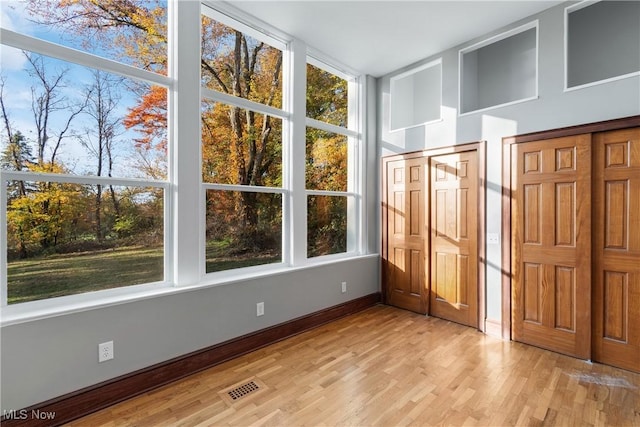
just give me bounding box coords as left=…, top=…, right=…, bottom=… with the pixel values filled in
left=1, top=293, right=381, bottom=427
left=484, top=318, right=504, bottom=339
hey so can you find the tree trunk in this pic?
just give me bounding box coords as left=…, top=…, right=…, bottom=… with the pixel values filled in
left=95, top=184, right=103, bottom=241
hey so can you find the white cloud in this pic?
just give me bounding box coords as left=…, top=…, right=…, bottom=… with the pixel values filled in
left=1, top=1, right=33, bottom=70
left=0, top=1, right=34, bottom=33
left=0, top=44, right=27, bottom=70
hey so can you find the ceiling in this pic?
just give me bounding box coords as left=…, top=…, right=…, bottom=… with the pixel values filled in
left=228, top=1, right=562, bottom=77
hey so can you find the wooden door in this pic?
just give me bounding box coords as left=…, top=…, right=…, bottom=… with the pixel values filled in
left=430, top=151, right=478, bottom=327
left=593, top=128, right=640, bottom=372
left=384, top=157, right=427, bottom=314
left=511, top=135, right=591, bottom=359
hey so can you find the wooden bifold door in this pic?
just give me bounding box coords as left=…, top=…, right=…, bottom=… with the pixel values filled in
left=508, top=123, right=640, bottom=373
left=382, top=143, right=484, bottom=329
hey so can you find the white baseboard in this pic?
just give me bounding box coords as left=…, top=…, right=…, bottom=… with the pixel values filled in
left=484, top=318, right=503, bottom=339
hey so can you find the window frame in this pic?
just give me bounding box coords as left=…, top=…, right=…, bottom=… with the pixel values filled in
left=305, top=56, right=363, bottom=259
left=0, top=4, right=174, bottom=312
left=564, top=0, right=640, bottom=92
left=0, top=1, right=368, bottom=321
left=458, top=20, right=539, bottom=116
left=199, top=3, right=291, bottom=278
left=389, top=58, right=443, bottom=132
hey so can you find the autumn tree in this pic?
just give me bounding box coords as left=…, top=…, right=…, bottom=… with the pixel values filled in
left=25, top=0, right=167, bottom=74
left=305, top=64, right=349, bottom=256
left=1, top=129, right=34, bottom=259
left=25, top=0, right=169, bottom=177
left=25, top=54, right=89, bottom=249
left=1, top=52, right=92, bottom=253
left=306, top=64, right=348, bottom=127
left=199, top=16, right=284, bottom=250
left=21, top=1, right=348, bottom=258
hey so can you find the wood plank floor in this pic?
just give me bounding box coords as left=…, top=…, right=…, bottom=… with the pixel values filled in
left=67, top=305, right=640, bottom=426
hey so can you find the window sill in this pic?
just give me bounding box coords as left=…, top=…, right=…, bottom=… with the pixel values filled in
left=0, top=253, right=379, bottom=327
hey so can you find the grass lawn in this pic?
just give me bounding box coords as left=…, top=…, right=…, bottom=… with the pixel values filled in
left=204, top=238, right=280, bottom=273
left=7, top=240, right=281, bottom=304
left=7, top=247, right=164, bottom=304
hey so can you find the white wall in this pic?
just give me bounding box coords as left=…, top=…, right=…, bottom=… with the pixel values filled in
left=378, top=1, right=640, bottom=325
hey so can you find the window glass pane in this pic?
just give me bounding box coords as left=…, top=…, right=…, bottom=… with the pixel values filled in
left=307, top=195, right=347, bottom=258
left=201, top=14, right=282, bottom=109
left=205, top=190, right=282, bottom=273
left=1, top=0, right=168, bottom=75
left=6, top=181, right=164, bottom=304
left=201, top=100, right=282, bottom=186
left=306, top=63, right=348, bottom=127
left=306, top=127, right=347, bottom=192
left=0, top=48, right=168, bottom=179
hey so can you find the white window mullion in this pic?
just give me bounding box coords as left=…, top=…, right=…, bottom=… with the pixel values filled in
left=347, top=77, right=361, bottom=253
left=163, top=0, right=176, bottom=285
left=306, top=189, right=356, bottom=198
left=1, top=171, right=166, bottom=188
left=305, top=117, right=359, bottom=138
left=202, top=183, right=286, bottom=194
left=0, top=171, right=7, bottom=307
left=289, top=38, right=308, bottom=266
left=201, top=87, right=289, bottom=120
left=0, top=29, right=171, bottom=88
left=174, top=0, right=201, bottom=286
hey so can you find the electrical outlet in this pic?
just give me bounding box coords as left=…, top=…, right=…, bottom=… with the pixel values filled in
left=256, top=302, right=264, bottom=317
left=98, top=341, right=114, bottom=363
left=341, top=281, right=347, bottom=293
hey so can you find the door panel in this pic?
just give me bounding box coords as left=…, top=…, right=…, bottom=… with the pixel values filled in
left=385, top=157, right=427, bottom=314
left=511, top=135, right=591, bottom=359
left=430, top=151, right=478, bottom=327
left=593, top=128, right=640, bottom=372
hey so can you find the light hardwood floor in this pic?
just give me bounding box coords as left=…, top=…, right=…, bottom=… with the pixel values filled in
left=68, top=305, right=640, bottom=426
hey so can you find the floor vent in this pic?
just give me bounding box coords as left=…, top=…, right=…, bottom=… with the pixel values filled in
left=228, top=381, right=260, bottom=400
left=219, top=377, right=267, bottom=405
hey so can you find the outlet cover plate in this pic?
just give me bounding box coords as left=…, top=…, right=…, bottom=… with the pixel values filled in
left=99, top=341, right=114, bottom=363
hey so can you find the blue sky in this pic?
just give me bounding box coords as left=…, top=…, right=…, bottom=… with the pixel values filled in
left=0, top=0, right=167, bottom=179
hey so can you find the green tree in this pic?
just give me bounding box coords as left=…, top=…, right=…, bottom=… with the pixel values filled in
left=1, top=130, right=35, bottom=259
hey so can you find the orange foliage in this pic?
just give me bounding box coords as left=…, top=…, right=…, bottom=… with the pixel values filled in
left=123, top=85, right=167, bottom=152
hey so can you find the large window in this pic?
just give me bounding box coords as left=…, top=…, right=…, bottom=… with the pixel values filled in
left=200, top=6, right=286, bottom=273
left=0, top=2, right=364, bottom=311
left=306, top=62, right=359, bottom=258
left=1, top=1, right=169, bottom=305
